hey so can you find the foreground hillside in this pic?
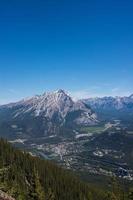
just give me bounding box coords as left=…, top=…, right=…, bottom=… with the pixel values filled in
left=0, top=139, right=130, bottom=200
left=0, top=139, right=103, bottom=200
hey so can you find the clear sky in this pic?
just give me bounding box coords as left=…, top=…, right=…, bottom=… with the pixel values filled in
left=0, top=0, right=133, bottom=103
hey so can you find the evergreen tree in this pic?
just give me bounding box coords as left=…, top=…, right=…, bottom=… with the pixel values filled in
left=34, top=168, right=45, bottom=200
left=128, top=188, right=133, bottom=200
left=47, top=188, right=55, bottom=200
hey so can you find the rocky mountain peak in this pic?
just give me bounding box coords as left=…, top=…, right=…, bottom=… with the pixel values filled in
left=55, top=89, right=66, bottom=94
left=0, top=90, right=98, bottom=133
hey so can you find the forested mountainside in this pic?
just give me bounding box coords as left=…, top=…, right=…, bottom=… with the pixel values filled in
left=0, top=139, right=132, bottom=200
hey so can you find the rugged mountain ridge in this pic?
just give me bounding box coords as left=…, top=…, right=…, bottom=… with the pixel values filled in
left=2, top=89, right=97, bottom=123
left=0, top=90, right=97, bottom=139
left=83, top=94, right=133, bottom=120
left=83, top=94, right=133, bottom=110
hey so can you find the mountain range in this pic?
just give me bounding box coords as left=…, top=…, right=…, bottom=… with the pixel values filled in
left=0, top=90, right=133, bottom=140
left=84, top=94, right=133, bottom=110
left=83, top=94, right=133, bottom=121
left=0, top=89, right=97, bottom=139
left=1, top=89, right=133, bottom=121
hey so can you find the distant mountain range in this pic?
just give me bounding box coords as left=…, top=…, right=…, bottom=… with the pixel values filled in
left=84, top=94, right=133, bottom=110
left=83, top=94, right=133, bottom=121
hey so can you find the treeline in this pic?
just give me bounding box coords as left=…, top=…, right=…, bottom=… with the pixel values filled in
left=0, top=138, right=132, bottom=200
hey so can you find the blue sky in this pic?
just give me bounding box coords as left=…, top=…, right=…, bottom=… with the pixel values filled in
left=0, top=0, right=133, bottom=103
